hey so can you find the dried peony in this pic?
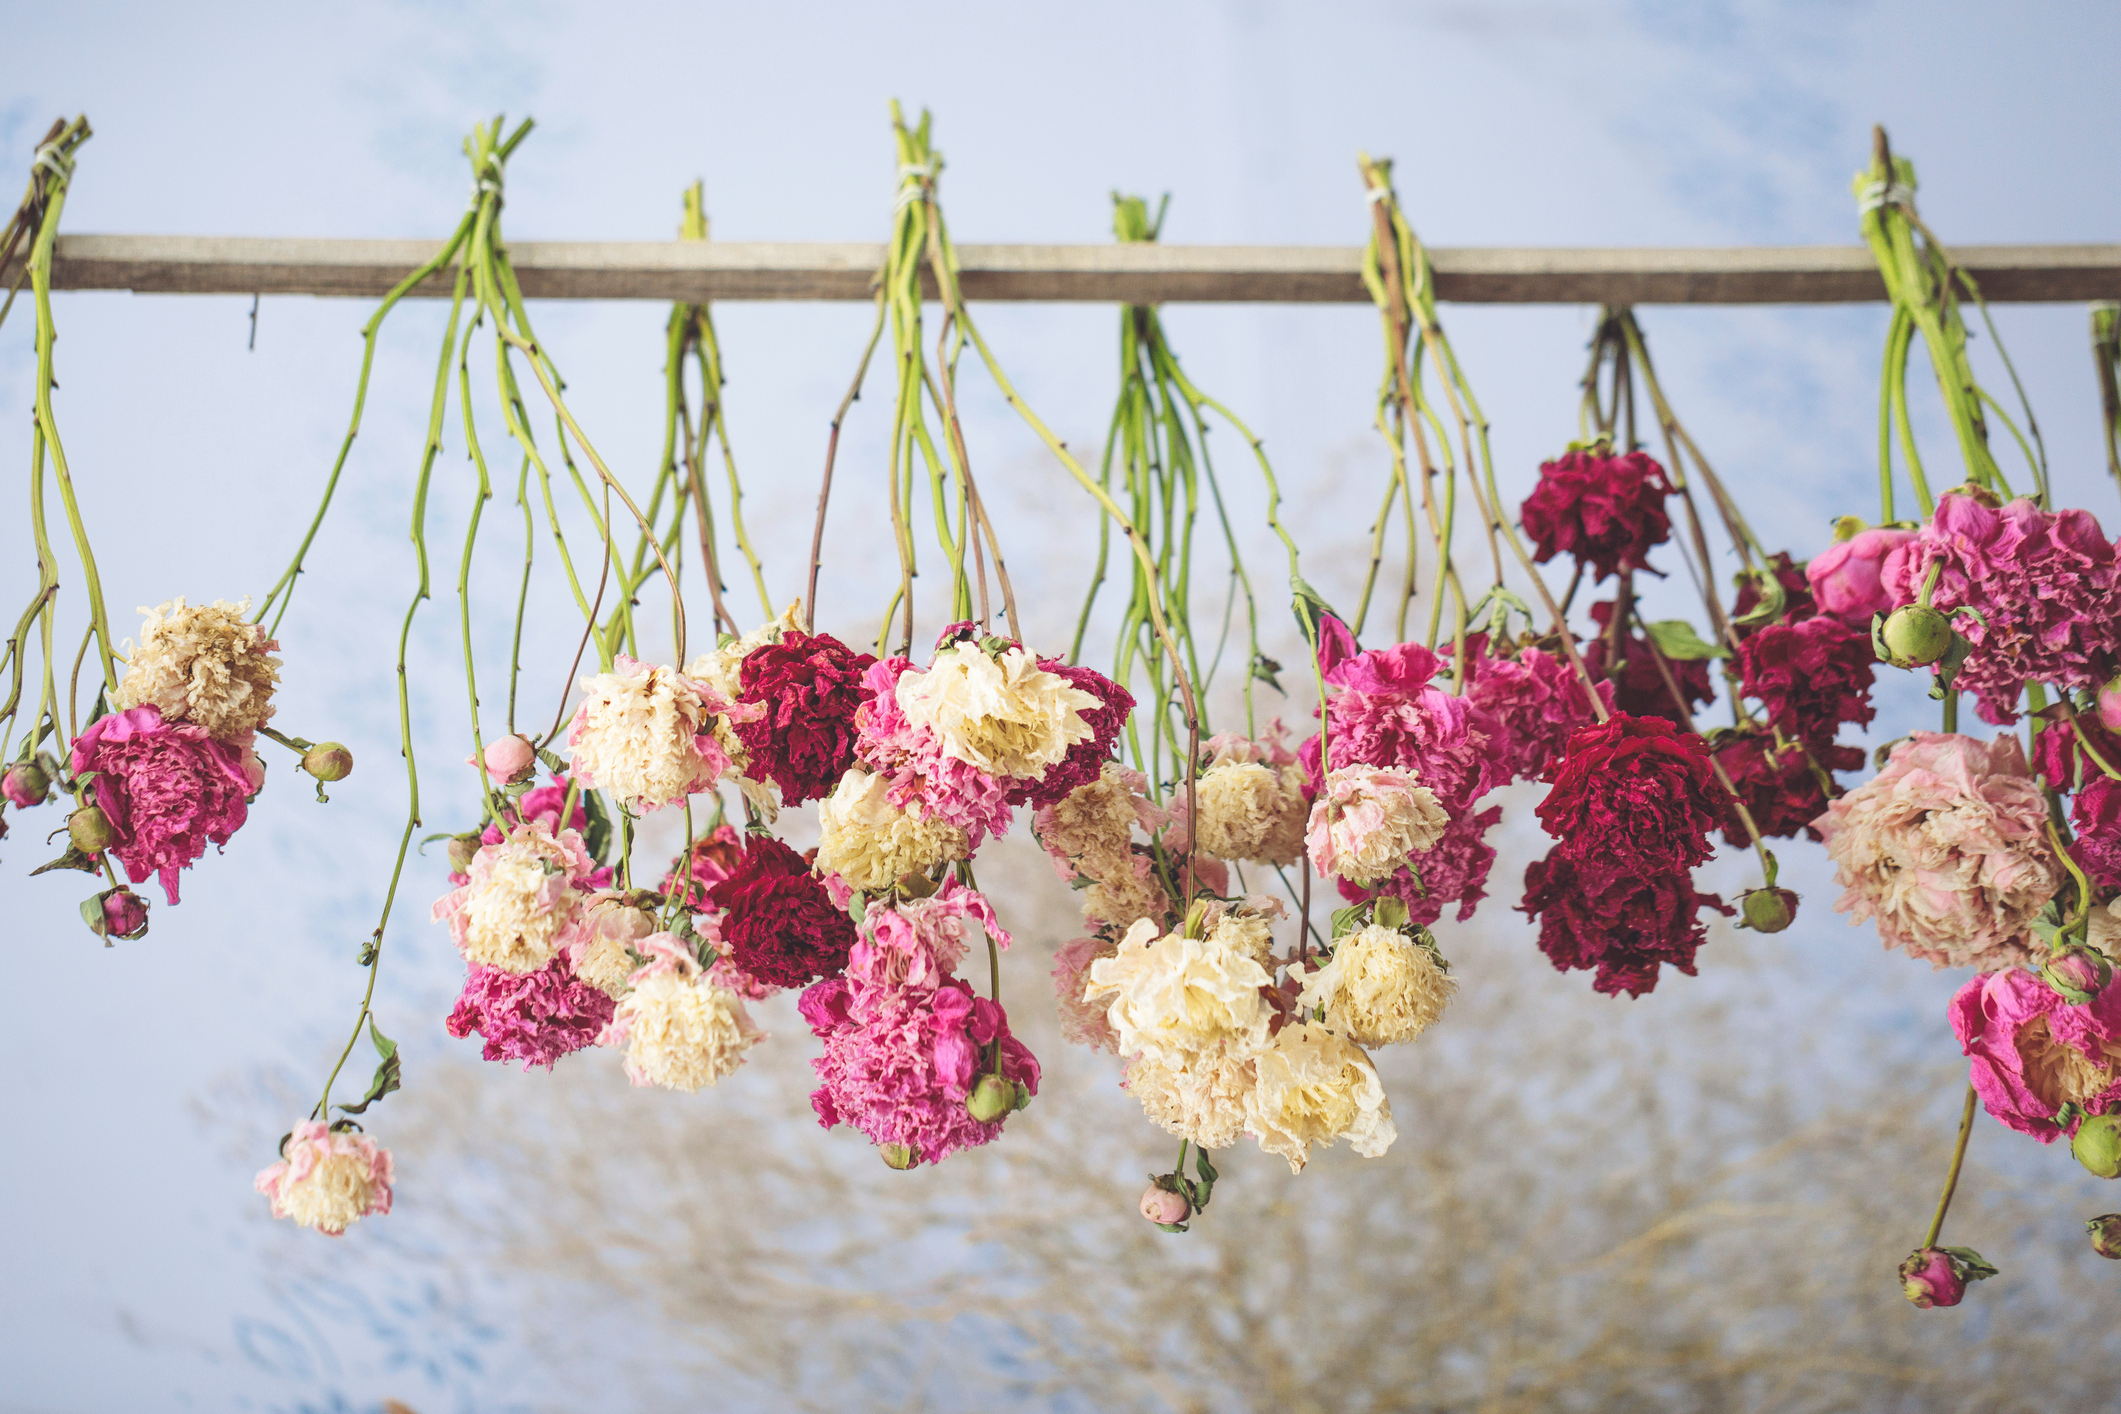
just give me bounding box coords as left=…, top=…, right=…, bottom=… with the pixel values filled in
left=70, top=704, right=254, bottom=905
left=815, top=765, right=968, bottom=892
left=2072, top=777, right=2121, bottom=890
left=1736, top=615, right=1876, bottom=743
left=1086, top=915, right=1274, bottom=1064
left=1053, top=935, right=1121, bottom=1052
left=1460, top=634, right=1611, bottom=784
left=684, top=600, right=807, bottom=703
left=844, top=879, right=1007, bottom=1002
left=1816, top=732, right=2060, bottom=971
left=432, top=819, right=597, bottom=975
left=1342, top=805, right=1504, bottom=928
left=1191, top=759, right=1309, bottom=865
left=447, top=956, right=615, bottom=1070
left=729, top=628, right=877, bottom=805
left=1712, top=729, right=1862, bottom=848
left=1807, top=526, right=1916, bottom=624
left=1520, top=851, right=1732, bottom=997
left=1882, top=493, right=2121, bottom=725
left=896, top=641, right=1102, bottom=780
left=1124, top=1041, right=1258, bottom=1150
left=568, top=889, right=658, bottom=996
left=566, top=656, right=730, bottom=812
left=1520, top=446, right=1674, bottom=582
left=1295, top=923, right=1456, bottom=1047
left=1537, top=713, right=1723, bottom=875
left=112, top=596, right=281, bottom=740
left=1950, top=966, right=2121, bottom=1142
left=1035, top=761, right=1165, bottom=875
left=1011, top=659, right=1133, bottom=808
left=706, top=834, right=857, bottom=990
left=855, top=655, right=1016, bottom=849
left=1243, top=1021, right=1397, bottom=1173
left=254, top=1121, right=394, bottom=1237
left=1581, top=600, right=1717, bottom=727
left=1304, top=639, right=1502, bottom=813
left=600, top=933, right=763, bottom=1092
left=1083, top=851, right=1176, bottom=934
left=1307, top=765, right=1449, bottom=888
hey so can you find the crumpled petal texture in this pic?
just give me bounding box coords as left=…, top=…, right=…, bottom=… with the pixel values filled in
left=71, top=704, right=254, bottom=905
left=1950, top=968, right=2121, bottom=1142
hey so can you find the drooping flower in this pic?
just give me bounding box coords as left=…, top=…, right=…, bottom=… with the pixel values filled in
left=1536, top=713, right=1723, bottom=875
left=1950, top=966, right=2121, bottom=1142
left=1034, top=761, right=1165, bottom=874
left=1124, top=1042, right=1257, bottom=1150
left=1520, top=446, right=1674, bottom=582
left=1882, top=493, right=2121, bottom=725
left=1580, top=600, right=1718, bottom=727
left=1816, top=732, right=2060, bottom=971
left=1807, top=526, right=1917, bottom=624
left=660, top=823, right=745, bottom=910
left=112, top=596, right=281, bottom=740
left=815, top=766, right=968, bottom=892
left=253, top=1121, right=394, bottom=1237
left=566, top=656, right=730, bottom=813
left=1011, top=659, right=1133, bottom=808
left=432, top=819, right=597, bottom=975
left=1085, top=915, right=1275, bottom=1064
left=447, top=956, right=615, bottom=1070
left=706, top=834, right=857, bottom=990
left=728, top=628, right=877, bottom=805
left=1307, top=765, right=1449, bottom=888
left=70, top=704, right=254, bottom=905
left=599, top=933, right=763, bottom=1092
left=1295, top=923, right=1455, bottom=1047
left=1459, top=635, right=1611, bottom=784
left=1303, top=640, right=1502, bottom=813
left=1053, top=935, right=1121, bottom=1052
left=1190, top=759, right=1309, bottom=865
left=684, top=600, right=807, bottom=703
left=856, top=656, right=1016, bottom=849
left=1084, top=851, right=1177, bottom=934
left=1712, top=729, right=1863, bottom=848
left=568, top=889, right=657, bottom=996
left=1520, top=851, right=1732, bottom=997
left=896, top=641, right=1102, bottom=780
left=1243, top=1021, right=1397, bottom=1173
left=1349, top=804, right=1504, bottom=927
left=844, top=879, right=1008, bottom=1002
left=1736, top=615, right=1876, bottom=743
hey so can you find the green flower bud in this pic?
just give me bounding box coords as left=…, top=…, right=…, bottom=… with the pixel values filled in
left=2072, top=1114, right=2121, bottom=1180
left=879, top=1142, right=918, bottom=1171
left=1879, top=605, right=1952, bottom=668
left=68, top=805, right=116, bottom=854
left=2086, top=1213, right=2121, bottom=1260
left=1737, top=886, right=1798, bottom=933
left=447, top=830, right=484, bottom=876
left=966, top=1073, right=1016, bottom=1123
left=302, top=742, right=354, bottom=782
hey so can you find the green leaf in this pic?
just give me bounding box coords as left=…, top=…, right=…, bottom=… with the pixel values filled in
left=535, top=746, right=567, bottom=776
left=31, top=843, right=102, bottom=877
left=79, top=894, right=109, bottom=937
left=1329, top=903, right=1367, bottom=939
left=1291, top=575, right=1343, bottom=649
left=1930, top=631, right=1973, bottom=698
left=1192, top=1146, right=1219, bottom=1212
left=1729, top=569, right=1787, bottom=628
left=1644, top=619, right=1723, bottom=661
left=582, top=787, right=614, bottom=865
left=1251, top=653, right=1286, bottom=695
left=1941, top=1246, right=1999, bottom=1282
left=338, top=1018, right=401, bottom=1116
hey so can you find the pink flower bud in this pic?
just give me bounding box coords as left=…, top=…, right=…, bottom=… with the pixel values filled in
left=2, top=760, right=50, bottom=808
left=301, top=742, right=354, bottom=783
left=482, top=733, right=538, bottom=783
left=2087, top=1214, right=2121, bottom=1260
left=2099, top=675, right=2121, bottom=735
left=1140, top=1184, right=1191, bottom=1227
left=102, top=889, right=149, bottom=938
left=1805, top=525, right=1916, bottom=624
left=2043, top=949, right=2110, bottom=1004
left=1898, top=1248, right=1964, bottom=1308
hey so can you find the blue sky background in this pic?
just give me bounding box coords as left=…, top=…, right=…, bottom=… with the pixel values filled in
left=3, top=2, right=2119, bottom=1410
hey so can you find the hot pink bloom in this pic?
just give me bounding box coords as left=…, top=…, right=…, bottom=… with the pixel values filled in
left=1458, top=634, right=1610, bottom=784
left=1899, top=1248, right=1967, bottom=1309
left=2072, top=777, right=2121, bottom=889
left=1882, top=494, right=2121, bottom=725
left=1341, top=805, right=1504, bottom=928
left=447, top=956, right=615, bottom=1070
left=1806, top=527, right=1916, bottom=624
left=70, top=704, right=252, bottom=904
left=1951, top=967, right=2121, bottom=1143
left=1301, top=639, right=1504, bottom=814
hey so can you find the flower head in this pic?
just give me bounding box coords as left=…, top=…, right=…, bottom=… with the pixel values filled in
left=729, top=629, right=877, bottom=805
left=1520, top=446, right=1674, bottom=582
left=112, top=596, right=281, bottom=740
left=1537, top=713, right=1723, bottom=874
left=1305, top=640, right=1502, bottom=812
left=896, top=641, right=1102, bottom=780
left=1346, top=805, right=1504, bottom=928
left=253, top=1121, right=393, bottom=1236
left=1521, top=851, right=1731, bottom=997
left=1950, top=966, right=2121, bottom=1142
left=660, top=823, right=745, bottom=910
left=844, top=879, right=1007, bottom=1002
left=2070, top=776, right=2121, bottom=890
left=432, top=819, right=597, bottom=974
left=1712, top=729, right=1862, bottom=848
left=566, top=656, right=729, bottom=812
left=1295, top=923, right=1455, bottom=1047
left=815, top=766, right=968, bottom=892
left=1243, top=1021, right=1396, bottom=1173
left=1190, top=759, right=1309, bottom=865
left=447, top=956, right=615, bottom=1070
left=1307, top=765, right=1449, bottom=888
left=1124, top=1042, right=1258, bottom=1150
left=568, top=889, right=657, bottom=996
left=600, top=933, right=763, bottom=1091
left=1009, top=659, right=1133, bottom=808
left=1817, top=732, right=2060, bottom=970
left=1807, top=526, right=1916, bottom=624
left=70, top=704, right=253, bottom=905
left=1086, top=915, right=1275, bottom=1064
left=706, top=834, right=857, bottom=990
left=1460, top=635, right=1610, bottom=784
left=854, top=656, right=1016, bottom=849
left=1736, top=615, right=1876, bottom=742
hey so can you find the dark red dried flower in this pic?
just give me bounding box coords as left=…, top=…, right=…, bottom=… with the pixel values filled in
left=731, top=630, right=878, bottom=805
left=1711, top=729, right=1862, bottom=848
left=1008, top=660, right=1134, bottom=809
left=1520, top=446, right=1674, bottom=582
left=1581, top=600, right=1715, bottom=727
left=661, top=822, right=746, bottom=910
left=2071, top=776, right=2121, bottom=889
left=707, top=834, right=857, bottom=990
left=2033, top=710, right=2121, bottom=793
left=446, top=957, right=615, bottom=1071
left=1521, top=851, right=1731, bottom=997
left=1730, top=551, right=1816, bottom=636
left=1736, top=615, right=1876, bottom=743
left=1537, top=713, right=1724, bottom=874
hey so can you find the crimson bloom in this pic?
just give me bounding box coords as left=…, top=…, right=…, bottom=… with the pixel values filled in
left=1535, top=713, right=1723, bottom=874
left=707, top=834, right=857, bottom=990
left=1520, top=851, right=1732, bottom=997
left=1520, top=446, right=1674, bottom=582
left=1711, top=729, right=1861, bottom=848
left=1008, top=659, right=1133, bottom=809
left=730, top=630, right=877, bottom=804
left=1736, top=615, right=1876, bottom=742
left=70, top=704, right=253, bottom=904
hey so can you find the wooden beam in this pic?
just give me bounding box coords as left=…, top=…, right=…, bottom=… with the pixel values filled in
left=13, top=234, right=2120, bottom=304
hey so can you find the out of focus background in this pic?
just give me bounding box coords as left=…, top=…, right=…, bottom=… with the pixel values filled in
left=4, top=2, right=2120, bottom=1410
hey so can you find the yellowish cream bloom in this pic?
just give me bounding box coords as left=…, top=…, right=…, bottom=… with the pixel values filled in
left=815, top=766, right=968, bottom=891
left=570, top=891, right=657, bottom=997
left=568, top=658, right=725, bottom=812
left=1244, top=1021, right=1396, bottom=1173
left=607, top=953, right=764, bottom=1092
left=1295, top=923, right=1455, bottom=1047
left=1083, top=854, right=1174, bottom=934
left=1124, top=1042, right=1258, bottom=1150
left=1193, top=761, right=1309, bottom=866
left=1085, top=916, right=1273, bottom=1064
left=897, top=642, right=1100, bottom=778
left=448, top=824, right=589, bottom=975
left=112, top=596, right=281, bottom=739
left=1306, top=765, right=1449, bottom=887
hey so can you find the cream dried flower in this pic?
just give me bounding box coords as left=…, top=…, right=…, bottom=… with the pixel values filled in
left=897, top=642, right=1101, bottom=779
left=1306, top=765, right=1448, bottom=887
left=1124, top=1041, right=1258, bottom=1150
left=433, top=822, right=594, bottom=975
left=567, top=656, right=729, bottom=813
left=1082, top=853, right=1174, bottom=935
left=112, top=596, right=281, bottom=740
left=2090, top=897, right=2121, bottom=961
left=569, top=890, right=657, bottom=997
left=816, top=766, right=968, bottom=892
left=1036, top=761, right=1164, bottom=876
left=1085, top=915, right=1273, bottom=1064
left=1244, top=1020, right=1396, bottom=1173
left=1295, top=923, right=1455, bottom=1047
left=601, top=935, right=763, bottom=1092
left=253, top=1120, right=393, bottom=1237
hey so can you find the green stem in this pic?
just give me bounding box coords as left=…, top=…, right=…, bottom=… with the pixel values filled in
left=1920, top=1085, right=1979, bottom=1251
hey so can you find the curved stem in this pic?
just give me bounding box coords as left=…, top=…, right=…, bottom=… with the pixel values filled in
left=1920, top=1085, right=1979, bottom=1251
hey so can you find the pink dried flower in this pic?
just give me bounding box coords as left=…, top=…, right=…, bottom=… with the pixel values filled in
left=1340, top=805, right=1503, bottom=927
left=845, top=879, right=1010, bottom=1002
left=854, top=656, right=1015, bottom=849
left=1054, top=935, right=1121, bottom=1052
left=1458, top=634, right=1610, bottom=784
left=70, top=704, right=253, bottom=905
left=1301, top=639, right=1503, bottom=813
left=1306, top=766, right=1449, bottom=889
left=1951, top=966, right=2121, bottom=1142
left=253, top=1121, right=394, bottom=1236
left=447, top=956, right=615, bottom=1070
left=660, top=823, right=745, bottom=909
left=1806, top=526, right=1917, bottom=624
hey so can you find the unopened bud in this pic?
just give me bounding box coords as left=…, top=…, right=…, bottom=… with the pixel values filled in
left=1140, top=1183, right=1191, bottom=1227
left=68, top=805, right=116, bottom=854
left=1879, top=605, right=1952, bottom=668
left=2073, top=1113, right=2121, bottom=1180
left=1898, top=1248, right=1965, bottom=1309
left=482, top=733, right=536, bottom=783
left=879, top=1142, right=918, bottom=1171
left=301, top=742, right=354, bottom=782
left=966, top=1073, right=1016, bottom=1123
left=2088, top=1214, right=2121, bottom=1260
left=101, top=889, right=149, bottom=939
left=2, top=760, right=51, bottom=808
left=446, top=830, right=484, bottom=875
left=2043, top=948, right=2111, bottom=1005
left=1737, top=886, right=1798, bottom=933
left=2099, top=675, right=2121, bottom=735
